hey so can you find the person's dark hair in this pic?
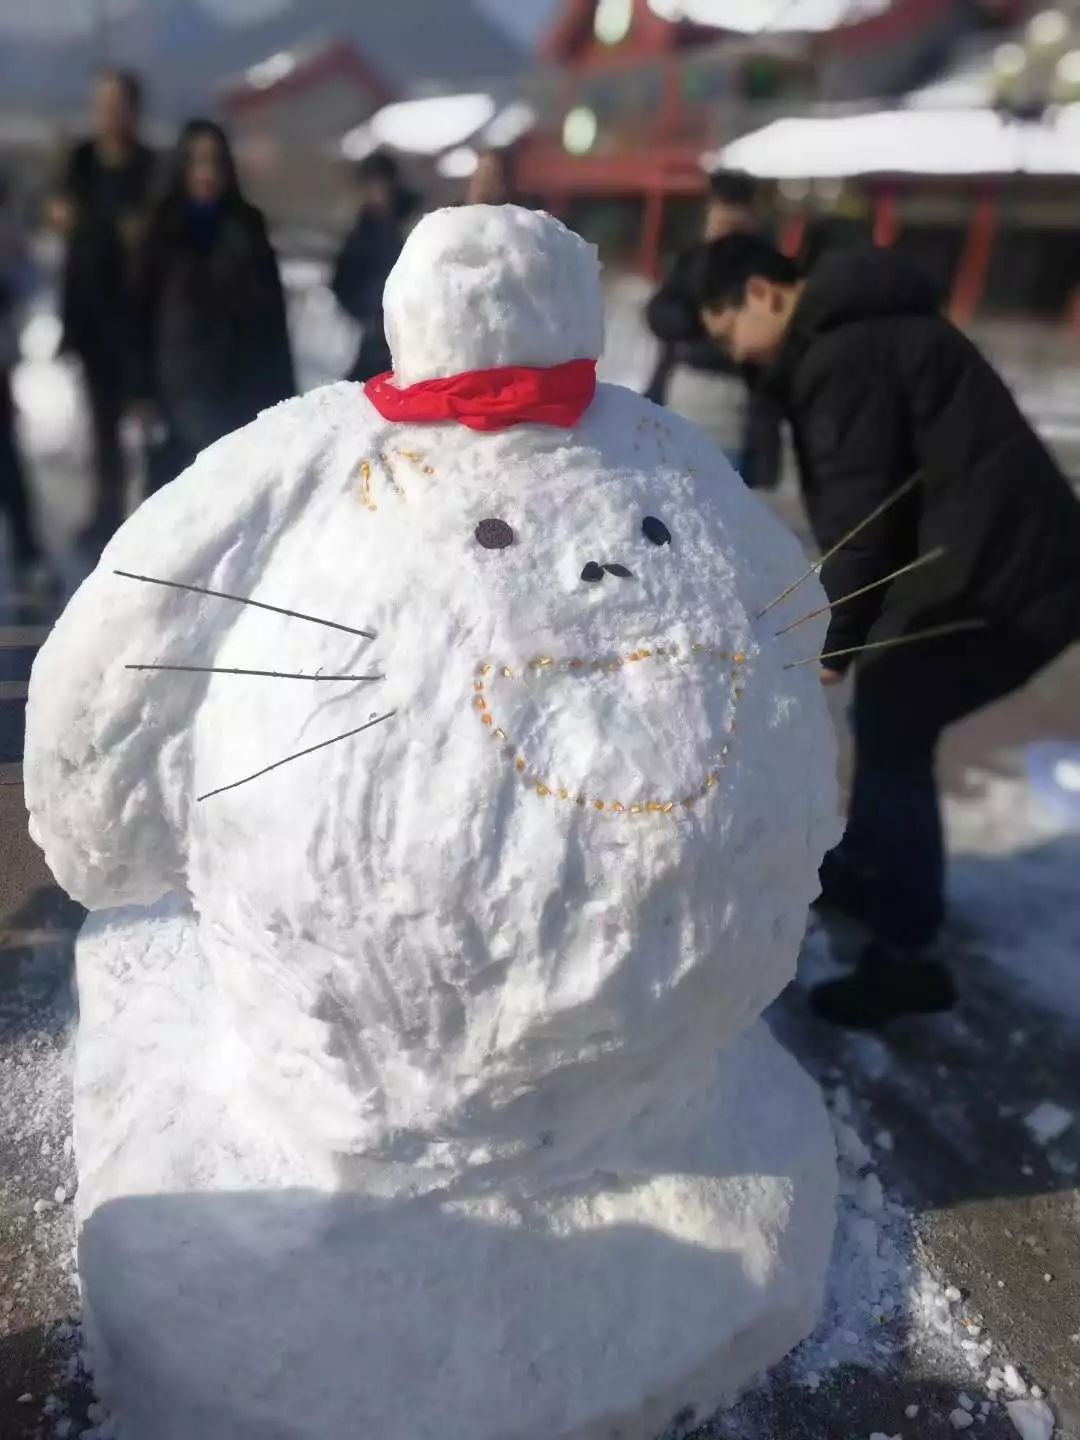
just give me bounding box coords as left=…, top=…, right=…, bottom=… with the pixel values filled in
left=707, top=169, right=756, bottom=208
left=356, top=150, right=399, bottom=187
left=165, top=119, right=243, bottom=209
left=96, top=67, right=143, bottom=117
left=692, top=233, right=802, bottom=312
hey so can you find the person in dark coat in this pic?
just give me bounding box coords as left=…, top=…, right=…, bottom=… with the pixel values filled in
left=693, top=233, right=1080, bottom=1027
left=135, top=120, right=295, bottom=482
left=645, top=171, right=781, bottom=491
left=0, top=174, right=44, bottom=579
left=52, top=69, right=156, bottom=545
left=332, top=151, right=417, bottom=384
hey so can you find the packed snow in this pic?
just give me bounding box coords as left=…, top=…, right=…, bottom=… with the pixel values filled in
left=24, top=205, right=843, bottom=1439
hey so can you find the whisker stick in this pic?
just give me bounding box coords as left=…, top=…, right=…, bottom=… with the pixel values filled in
left=774, top=547, right=946, bottom=637
left=197, top=710, right=397, bottom=802
left=756, top=471, right=925, bottom=621
left=127, top=664, right=383, bottom=681
left=783, top=619, right=986, bottom=671
left=114, top=570, right=375, bottom=640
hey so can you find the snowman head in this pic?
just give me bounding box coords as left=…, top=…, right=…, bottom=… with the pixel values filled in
left=384, top=204, right=605, bottom=384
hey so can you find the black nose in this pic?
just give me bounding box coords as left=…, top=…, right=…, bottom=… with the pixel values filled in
left=581, top=562, right=634, bottom=583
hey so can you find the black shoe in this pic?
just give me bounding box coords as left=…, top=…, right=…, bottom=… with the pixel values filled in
left=809, top=944, right=957, bottom=1029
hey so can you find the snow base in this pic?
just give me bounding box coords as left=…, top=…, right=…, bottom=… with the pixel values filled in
left=74, top=901, right=837, bottom=1440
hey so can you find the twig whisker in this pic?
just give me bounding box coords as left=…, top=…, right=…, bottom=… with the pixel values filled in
left=127, top=664, right=384, bottom=681
left=197, top=710, right=397, bottom=802
left=756, top=471, right=925, bottom=621
left=774, top=547, right=946, bottom=637
left=783, top=618, right=986, bottom=670
left=114, top=570, right=375, bottom=641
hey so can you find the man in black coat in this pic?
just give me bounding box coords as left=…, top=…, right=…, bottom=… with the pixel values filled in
left=53, top=69, right=156, bottom=546
left=645, top=171, right=781, bottom=491
left=692, top=234, right=1080, bottom=1027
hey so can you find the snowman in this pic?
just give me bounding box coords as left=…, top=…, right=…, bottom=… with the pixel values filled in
left=26, top=206, right=840, bottom=1440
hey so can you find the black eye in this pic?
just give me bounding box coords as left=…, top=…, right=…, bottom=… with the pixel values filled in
left=475, top=518, right=514, bottom=550
left=580, top=561, right=604, bottom=583
left=642, top=516, right=671, bottom=546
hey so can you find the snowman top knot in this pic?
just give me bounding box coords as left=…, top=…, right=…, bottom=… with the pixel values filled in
left=384, top=205, right=605, bottom=386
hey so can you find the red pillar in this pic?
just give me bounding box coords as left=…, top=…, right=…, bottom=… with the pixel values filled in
left=640, top=187, right=664, bottom=280
left=950, top=192, right=999, bottom=326
left=779, top=213, right=807, bottom=260
left=873, top=188, right=898, bottom=248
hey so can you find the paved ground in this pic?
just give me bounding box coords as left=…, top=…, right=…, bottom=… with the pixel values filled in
left=1, top=299, right=1079, bottom=1438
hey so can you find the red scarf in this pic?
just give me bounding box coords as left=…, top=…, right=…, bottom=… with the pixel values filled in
left=364, top=358, right=597, bottom=433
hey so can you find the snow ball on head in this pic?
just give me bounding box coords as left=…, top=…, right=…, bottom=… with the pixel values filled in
left=384, top=205, right=605, bottom=386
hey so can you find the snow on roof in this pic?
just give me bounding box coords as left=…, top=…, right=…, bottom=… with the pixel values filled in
left=647, top=0, right=890, bottom=32
left=354, top=93, right=498, bottom=157
left=713, top=105, right=1080, bottom=178
left=903, top=35, right=1002, bottom=111
left=481, top=101, right=537, bottom=149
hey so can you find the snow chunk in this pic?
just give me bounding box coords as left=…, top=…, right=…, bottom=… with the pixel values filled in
left=951, top=1409, right=975, bottom=1430
left=1024, top=1103, right=1072, bottom=1147
left=1005, top=1398, right=1055, bottom=1440
left=1004, top=1365, right=1028, bottom=1396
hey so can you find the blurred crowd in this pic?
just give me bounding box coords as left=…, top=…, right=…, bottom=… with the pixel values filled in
left=0, top=68, right=519, bottom=582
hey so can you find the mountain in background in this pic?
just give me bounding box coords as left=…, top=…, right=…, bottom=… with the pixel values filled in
left=475, top=0, right=558, bottom=43
left=0, top=0, right=527, bottom=122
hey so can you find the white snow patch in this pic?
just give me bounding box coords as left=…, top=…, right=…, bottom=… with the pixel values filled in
left=1005, top=1397, right=1056, bottom=1440
left=945, top=769, right=1080, bottom=1022
left=1024, top=1102, right=1073, bottom=1147
left=1004, top=1365, right=1028, bottom=1396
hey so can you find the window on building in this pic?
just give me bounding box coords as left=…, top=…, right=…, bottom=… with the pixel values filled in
left=566, top=197, right=646, bottom=269
left=679, top=53, right=730, bottom=106
left=893, top=224, right=965, bottom=296
left=660, top=197, right=707, bottom=268
left=983, top=225, right=1079, bottom=317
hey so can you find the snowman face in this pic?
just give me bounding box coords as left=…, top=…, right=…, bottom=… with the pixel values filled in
left=194, top=386, right=817, bottom=846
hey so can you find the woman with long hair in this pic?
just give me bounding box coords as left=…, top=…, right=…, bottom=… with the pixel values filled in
left=136, top=119, right=295, bottom=482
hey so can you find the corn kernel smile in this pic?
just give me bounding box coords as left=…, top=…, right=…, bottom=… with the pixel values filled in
left=471, top=643, right=748, bottom=817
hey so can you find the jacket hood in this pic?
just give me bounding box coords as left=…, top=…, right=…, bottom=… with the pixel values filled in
left=769, top=246, right=944, bottom=389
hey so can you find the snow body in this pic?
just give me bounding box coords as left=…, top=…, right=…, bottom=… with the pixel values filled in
left=25, top=205, right=840, bottom=1439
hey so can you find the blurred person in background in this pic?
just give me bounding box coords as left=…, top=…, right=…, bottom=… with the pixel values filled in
left=693, top=233, right=1080, bottom=1028
left=51, top=69, right=156, bottom=546
left=332, top=151, right=418, bottom=384
left=0, top=173, right=45, bottom=582
left=645, top=170, right=780, bottom=491
left=134, top=119, right=295, bottom=484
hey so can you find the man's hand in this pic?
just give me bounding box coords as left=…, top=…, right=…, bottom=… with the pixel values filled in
left=819, top=667, right=845, bottom=686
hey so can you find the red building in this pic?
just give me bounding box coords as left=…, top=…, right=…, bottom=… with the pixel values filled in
left=514, top=0, right=1020, bottom=277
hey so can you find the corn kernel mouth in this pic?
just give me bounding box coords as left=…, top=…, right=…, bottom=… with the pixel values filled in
left=470, top=642, right=748, bottom=817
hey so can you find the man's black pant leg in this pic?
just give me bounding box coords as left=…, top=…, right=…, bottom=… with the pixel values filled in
left=829, top=627, right=1055, bottom=948
left=83, top=356, right=127, bottom=533
left=0, top=369, right=40, bottom=563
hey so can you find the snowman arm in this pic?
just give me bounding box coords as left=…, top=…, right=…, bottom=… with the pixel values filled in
left=24, top=407, right=307, bottom=910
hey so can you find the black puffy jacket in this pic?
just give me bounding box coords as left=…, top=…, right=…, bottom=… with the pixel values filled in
left=765, top=247, right=1080, bottom=669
